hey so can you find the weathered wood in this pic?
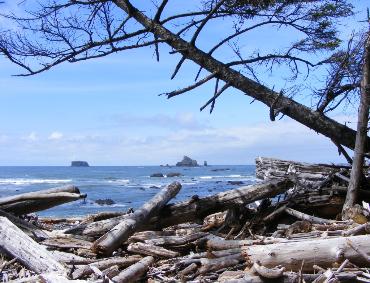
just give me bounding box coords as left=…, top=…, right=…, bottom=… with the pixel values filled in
left=0, top=209, right=48, bottom=240
left=342, top=222, right=370, bottom=236
left=252, top=262, right=285, bottom=279
left=127, top=242, right=179, bottom=258
left=207, top=238, right=285, bottom=250
left=128, top=230, right=175, bottom=242
left=0, top=185, right=85, bottom=215
left=41, top=237, right=93, bottom=250
left=242, top=234, right=370, bottom=272
left=112, top=256, right=154, bottom=283
left=71, top=255, right=142, bottom=279
left=71, top=179, right=291, bottom=237
left=143, top=232, right=207, bottom=246
left=218, top=272, right=319, bottom=283
left=0, top=217, right=66, bottom=275
left=92, top=182, right=182, bottom=255
left=343, top=33, right=370, bottom=218
left=50, top=250, right=96, bottom=265
left=284, top=207, right=336, bottom=224
left=255, top=157, right=341, bottom=184
left=198, top=253, right=244, bottom=274
left=0, top=185, right=79, bottom=204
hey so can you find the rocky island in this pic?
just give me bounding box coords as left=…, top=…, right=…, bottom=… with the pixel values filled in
left=175, top=155, right=198, bottom=167
left=71, top=161, right=89, bottom=167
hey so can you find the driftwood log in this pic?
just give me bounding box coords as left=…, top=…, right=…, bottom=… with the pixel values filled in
left=0, top=217, right=66, bottom=275
left=112, top=256, right=154, bottom=283
left=242, top=234, right=370, bottom=272
left=255, top=157, right=344, bottom=184
left=0, top=185, right=85, bottom=215
left=0, top=209, right=48, bottom=240
left=92, top=182, right=182, bottom=255
left=69, top=179, right=292, bottom=237
left=71, top=255, right=142, bottom=279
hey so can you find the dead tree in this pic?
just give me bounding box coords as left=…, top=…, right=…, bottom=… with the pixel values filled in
left=342, top=29, right=370, bottom=218
left=0, top=1, right=367, bottom=151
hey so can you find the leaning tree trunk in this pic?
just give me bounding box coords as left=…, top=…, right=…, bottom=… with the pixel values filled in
left=342, top=32, right=370, bottom=219
left=113, top=0, right=370, bottom=152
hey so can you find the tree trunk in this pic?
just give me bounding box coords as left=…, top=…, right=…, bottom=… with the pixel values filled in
left=68, top=179, right=291, bottom=237
left=241, top=234, right=370, bottom=272
left=0, top=217, right=66, bottom=275
left=113, top=0, right=370, bottom=151
left=92, top=182, right=181, bottom=255
left=342, top=33, right=370, bottom=218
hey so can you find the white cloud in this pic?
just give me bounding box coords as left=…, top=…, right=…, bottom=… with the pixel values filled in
left=22, top=132, right=38, bottom=142
left=48, top=131, right=64, bottom=140
left=0, top=115, right=356, bottom=165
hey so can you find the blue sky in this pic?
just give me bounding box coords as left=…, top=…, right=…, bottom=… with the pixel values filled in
left=0, top=1, right=368, bottom=165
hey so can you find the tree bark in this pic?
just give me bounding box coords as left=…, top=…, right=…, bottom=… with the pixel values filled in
left=342, top=33, right=370, bottom=218
left=0, top=216, right=66, bottom=275
left=241, top=234, right=370, bottom=272
left=92, top=182, right=181, bottom=255
left=69, top=179, right=291, bottom=237
left=113, top=0, right=370, bottom=151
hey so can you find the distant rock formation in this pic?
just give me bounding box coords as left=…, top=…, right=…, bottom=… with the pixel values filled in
left=71, top=161, right=89, bottom=167
left=204, top=161, right=208, bottom=166
left=95, top=199, right=115, bottom=205
left=150, top=173, right=164, bottom=177
left=166, top=172, right=182, bottom=177
left=176, top=156, right=198, bottom=167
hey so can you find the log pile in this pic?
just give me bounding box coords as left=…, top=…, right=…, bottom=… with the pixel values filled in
left=1, top=157, right=370, bottom=282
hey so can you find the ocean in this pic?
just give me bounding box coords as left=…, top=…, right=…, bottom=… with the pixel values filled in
left=0, top=165, right=257, bottom=217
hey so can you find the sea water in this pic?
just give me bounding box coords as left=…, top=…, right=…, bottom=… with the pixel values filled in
left=0, top=165, right=257, bottom=217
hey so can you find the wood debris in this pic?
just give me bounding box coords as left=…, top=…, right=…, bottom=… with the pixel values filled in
left=1, top=157, right=370, bottom=282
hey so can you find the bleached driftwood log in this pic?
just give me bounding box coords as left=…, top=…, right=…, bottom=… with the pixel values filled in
left=112, top=256, right=154, bottom=283
left=71, top=255, right=142, bottom=279
left=41, top=236, right=93, bottom=250
left=0, top=209, right=48, bottom=240
left=284, top=207, right=336, bottom=224
left=0, top=217, right=66, bottom=275
left=69, top=179, right=291, bottom=237
left=92, top=182, right=182, bottom=255
left=255, top=157, right=344, bottom=184
left=127, top=242, right=179, bottom=258
left=241, top=234, right=370, bottom=272
left=142, top=232, right=207, bottom=246
left=198, top=253, right=244, bottom=274
left=0, top=185, right=85, bottom=215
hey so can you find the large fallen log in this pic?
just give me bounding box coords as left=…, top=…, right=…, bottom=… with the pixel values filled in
left=69, top=179, right=292, bottom=237
left=0, top=217, right=66, bottom=275
left=92, top=182, right=182, bottom=255
left=241, top=234, right=370, bottom=272
left=0, top=209, right=48, bottom=240
left=0, top=185, right=85, bottom=215
left=255, top=157, right=344, bottom=184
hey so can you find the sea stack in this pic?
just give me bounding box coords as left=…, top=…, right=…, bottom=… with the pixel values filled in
left=176, top=156, right=198, bottom=167
left=71, top=161, right=89, bottom=167
left=204, top=161, right=208, bottom=166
